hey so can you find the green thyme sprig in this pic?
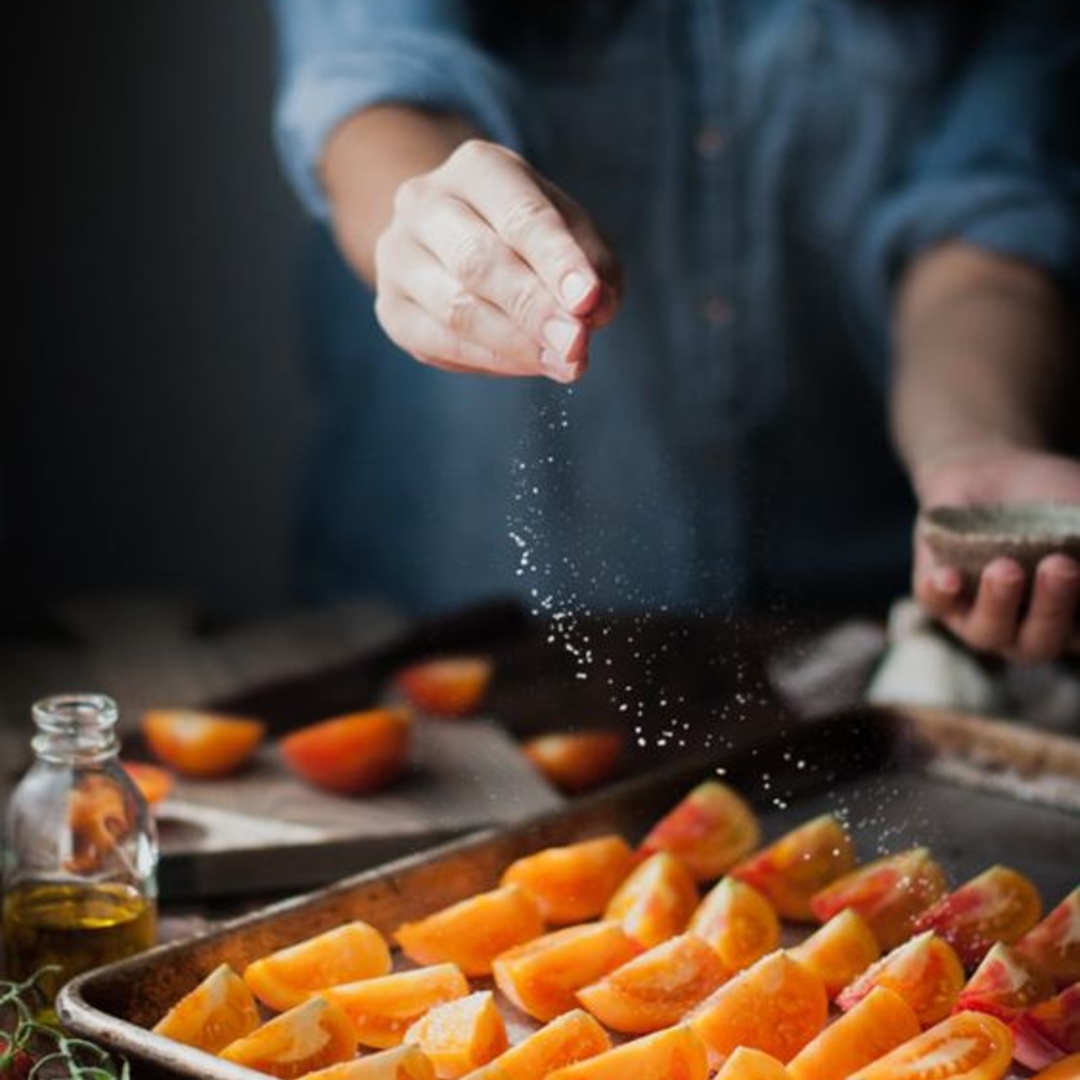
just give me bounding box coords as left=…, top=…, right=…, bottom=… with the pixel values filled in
left=1, top=969, right=130, bottom=1079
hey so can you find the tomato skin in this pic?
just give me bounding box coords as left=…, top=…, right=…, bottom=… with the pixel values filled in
left=392, top=656, right=493, bottom=716
left=912, top=865, right=1043, bottom=970
left=1016, top=888, right=1080, bottom=990
left=1011, top=983, right=1080, bottom=1072
left=846, top=1010, right=1014, bottom=1080
left=279, top=708, right=412, bottom=795
left=0, top=1037, right=34, bottom=1080
left=523, top=731, right=624, bottom=794
left=142, top=709, right=266, bottom=777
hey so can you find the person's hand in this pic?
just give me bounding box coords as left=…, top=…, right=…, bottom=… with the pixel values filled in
left=373, top=139, right=622, bottom=383
left=914, top=446, right=1080, bottom=663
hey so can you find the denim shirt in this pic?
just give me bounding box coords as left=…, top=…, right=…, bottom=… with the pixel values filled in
left=270, top=0, right=1078, bottom=615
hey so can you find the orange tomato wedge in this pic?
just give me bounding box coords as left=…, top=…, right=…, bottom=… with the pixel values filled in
left=461, top=1008, right=611, bottom=1080
left=688, top=876, right=781, bottom=973
left=491, top=921, right=640, bottom=1023
left=913, top=864, right=1043, bottom=969
left=788, top=986, right=921, bottom=1080
left=687, top=950, right=828, bottom=1065
left=500, top=835, right=636, bottom=925
left=279, top=708, right=411, bottom=795
left=219, top=996, right=357, bottom=1079
left=142, top=709, right=265, bottom=778
left=1015, top=887, right=1080, bottom=989
left=576, top=933, right=729, bottom=1034
left=298, top=1045, right=435, bottom=1079
left=714, top=1047, right=793, bottom=1079
left=809, top=847, right=948, bottom=951
left=1010, top=983, right=1080, bottom=1072
left=837, top=930, right=966, bottom=1027
left=846, top=1010, right=1014, bottom=1080
left=402, top=990, right=508, bottom=1078
left=603, top=851, right=700, bottom=949
left=640, top=780, right=761, bottom=882
left=243, top=920, right=392, bottom=1011
left=151, top=962, right=260, bottom=1054
left=394, top=884, right=544, bottom=976
left=522, top=730, right=624, bottom=794
left=323, top=964, right=469, bottom=1050
left=392, top=656, right=493, bottom=717
left=1031, top=1054, right=1080, bottom=1080
left=121, top=761, right=174, bottom=805
left=730, top=813, right=856, bottom=922
left=545, top=1024, right=709, bottom=1080
left=788, top=908, right=881, bottom=1000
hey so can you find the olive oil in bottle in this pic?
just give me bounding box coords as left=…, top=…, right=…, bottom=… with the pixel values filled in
left=2, top=695, right=158, bottom=1021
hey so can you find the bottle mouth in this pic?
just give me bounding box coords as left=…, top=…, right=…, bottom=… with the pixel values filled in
left=32, top=694, right=120, bottom=758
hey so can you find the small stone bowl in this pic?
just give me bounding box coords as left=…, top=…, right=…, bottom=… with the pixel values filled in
left=918, top=502, right=1080, bottom=579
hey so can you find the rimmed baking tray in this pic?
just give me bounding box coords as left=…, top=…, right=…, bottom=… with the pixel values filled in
left=58, top=704, right=1080, bottom=1079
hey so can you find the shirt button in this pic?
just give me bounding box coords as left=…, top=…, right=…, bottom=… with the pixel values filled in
left=702, top=295, right=734, bottom=326
left=695, top=126, right=727, bottom=160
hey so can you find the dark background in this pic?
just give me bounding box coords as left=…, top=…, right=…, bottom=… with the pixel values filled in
left=4, top=1, right=311, bottom=622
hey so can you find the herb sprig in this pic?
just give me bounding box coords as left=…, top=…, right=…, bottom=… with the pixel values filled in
left=1, top=969, right=130, bottom=1079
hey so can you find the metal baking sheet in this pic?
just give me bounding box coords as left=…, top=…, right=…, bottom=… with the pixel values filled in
left=59, top=705, right=1080, bottom=1080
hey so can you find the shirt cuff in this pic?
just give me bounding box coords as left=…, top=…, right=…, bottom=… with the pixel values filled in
left=859, top=172, right=1080, bottom=325
left=274, top=29, right=531, bottom=219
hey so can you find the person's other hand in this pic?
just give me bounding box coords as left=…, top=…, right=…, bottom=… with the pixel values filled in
left=914, top=447, right=1080, bottom=663
left=373, top=139, right=622, bottom=382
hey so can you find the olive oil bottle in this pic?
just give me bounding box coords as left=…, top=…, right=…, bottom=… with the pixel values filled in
left=2, top=695, right=158, bottom=1021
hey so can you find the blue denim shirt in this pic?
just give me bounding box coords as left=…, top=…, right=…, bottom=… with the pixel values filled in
left=270, top=0, right=1078, bottom=615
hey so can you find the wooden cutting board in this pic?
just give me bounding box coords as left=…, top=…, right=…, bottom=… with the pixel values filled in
left=153, top=716, right=562, bottom=900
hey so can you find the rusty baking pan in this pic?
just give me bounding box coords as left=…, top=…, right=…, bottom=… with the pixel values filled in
left=58, top=705, right=1080, bottom=1080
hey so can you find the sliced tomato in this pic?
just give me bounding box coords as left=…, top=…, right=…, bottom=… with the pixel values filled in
left=523, top=730, right=624, bottom=794
left=121, top=761, right=175, bottom=805
left=1011, top=983, right=1080, bottom=1072
left=846, top=1010, right=1014, bottom=1080
left=729, top=813, right=856, bottom=922
left=639, top=780, right=761, bottom=882
left=1016, top=888, right=1080, bottom=989
left=392, top=656, right=493, bottom=717
left=837, top=930, right=966, bottom=1027
left=1031, top=1053, right=1080, bottom=1080
left=912, top=864, right=1043, bottom=970
left=142, top=709, right=265, bottom=778
left=688, top=876, right=781, bottom=974
left=956, top=943, right=1055, bottom=1023
left=809, top=847, right=947, bottom=951
left=279, top=708, right=411, bottom=795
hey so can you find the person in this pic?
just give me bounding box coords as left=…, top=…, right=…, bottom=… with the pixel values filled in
left=268, top=0, right=1080, bottom=664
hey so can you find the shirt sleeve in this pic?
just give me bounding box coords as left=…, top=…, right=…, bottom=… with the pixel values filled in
left=858, top=0, right=1080, bottom=322
left=269, top=0, right=533, bottom=218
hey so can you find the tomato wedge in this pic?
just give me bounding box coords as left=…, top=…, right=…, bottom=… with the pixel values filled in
left=142, top=709, right=265, bottom=778
left=847, top=1010, right=1014, bottom=1080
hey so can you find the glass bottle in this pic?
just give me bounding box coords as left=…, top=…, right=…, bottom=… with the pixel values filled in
left=2, top=694, right=158, bottom=1020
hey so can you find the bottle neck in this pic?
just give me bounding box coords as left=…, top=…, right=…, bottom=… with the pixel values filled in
left=31, top=694, right=120, bottom=765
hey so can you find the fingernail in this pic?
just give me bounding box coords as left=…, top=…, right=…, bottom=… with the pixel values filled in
left=541, top=348, right=577, bottom=383
left=543, top=317, right=580, bottom=358
left=560, top=271, right=594, bottom=309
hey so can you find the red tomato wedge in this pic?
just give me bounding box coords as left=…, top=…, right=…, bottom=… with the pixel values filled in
left=956, top=942, right=1055, bottom=1023
left=837, top=929, right=966, bottom=1027
left=1011, top=983, right=1080, bottom=1072
left=912, top=864, right=1043, bottom=969
left=392, top=656, right=493, bottom=717
left=523, top=730, right=624, bottom=794
left=640, top=780, right=761, bottom=882
left=142, top=709, right=265, bottom=778
left=279, top=708, right=411, bottom=795
left=847, top=1010, right=1014, bottom=1080
left=809, top=847, right=948, bottom=951
left=730, top=813, right=856, bottom=922
left=1015, top=888, right=1080, bottom=989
